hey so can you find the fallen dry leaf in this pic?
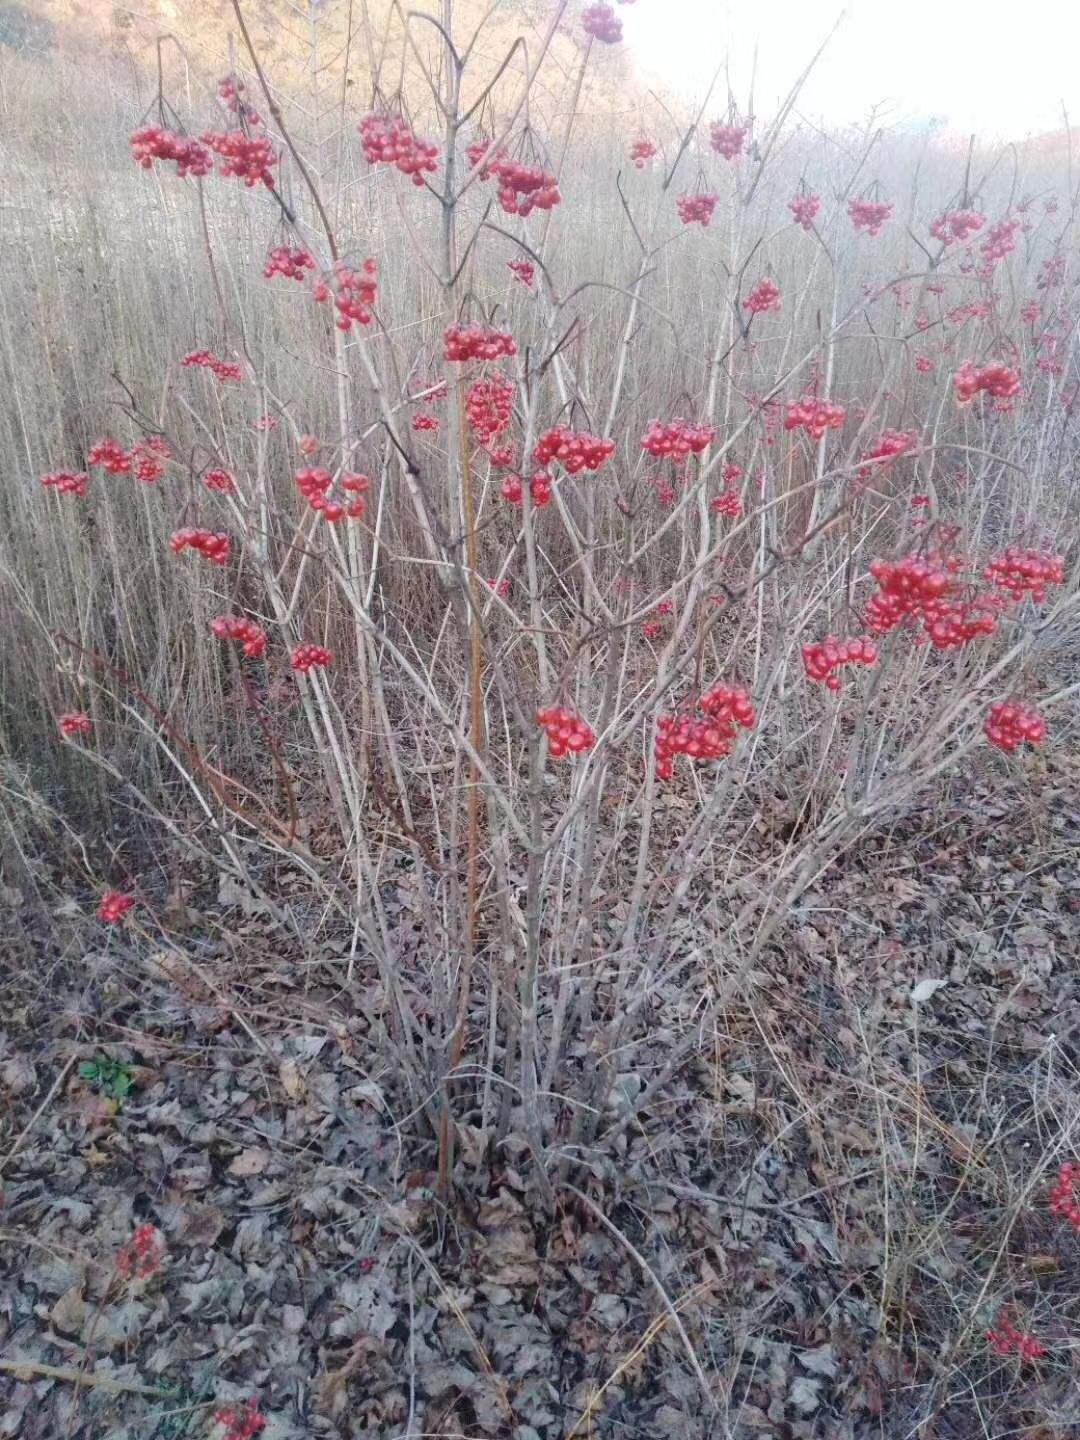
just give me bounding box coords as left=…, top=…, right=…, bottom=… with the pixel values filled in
left=228, top=1147, right=270, bottom=1177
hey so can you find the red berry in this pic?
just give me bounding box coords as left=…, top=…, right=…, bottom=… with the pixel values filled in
left=41, top=469, right=91, bottom=497
left=264, top=245, right=316, bottom=282
left=629, top=137, right=658, bottom=168
left=211, top=614, right=267, bottom=658
left=640, top=419, right=715, bottom=459
left=533, top=427, right=614, bottom=475
left=743, top=278, right=782, bottom=315
left=170, top=528, right=231, bottom=565
left=87, top=438, right=132, bottom=474
left=984, top=699, right=1046, bottom=752
left=359, top=113, right=439, bottom=183
left=130, top=125, right=212, bottom=179
left=444, top=322, right=516, bottom=363
left=677, top=192, right=720, bottom=227
left=848, top=197, right=894, bottom=236
left=582, top=3, right=622, bottom=43
left=290, top=643, right=332, bottom=673
left=788, top=191, right=821, bottom=231
left=58, top=712, right=92, bottom=736
left=181, top=349, right=243, bottom=382
left=709, top=121, right=749, bottom=160
left=201, top=128, right=277, bottom=188
left=98, top=891, right=135, bottom=923
left=537, top=705, right=595, bottom=757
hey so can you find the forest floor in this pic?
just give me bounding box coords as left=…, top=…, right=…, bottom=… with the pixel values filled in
left=2, top=754, right=1079, bottom=1440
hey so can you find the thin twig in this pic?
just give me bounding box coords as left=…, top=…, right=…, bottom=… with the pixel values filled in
left=561, top=1183, right=716, bottom=1407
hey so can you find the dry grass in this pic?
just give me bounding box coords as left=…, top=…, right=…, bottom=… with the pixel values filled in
left=1, top=6, right=1079, bottom=1435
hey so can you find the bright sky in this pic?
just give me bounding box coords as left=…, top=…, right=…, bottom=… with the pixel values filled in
left=622, top=1, right=1080, bottom=141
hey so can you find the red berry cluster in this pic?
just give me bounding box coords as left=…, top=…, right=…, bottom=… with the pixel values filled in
left=508, top=259, right=535, bottom=287
left=789, top=192, right=823, bottom=231
left=129, top=126, right=212, bottom=179
left=630, top=137, right=658, bottom=168
left=487, top=576, right=512, bottom=599
left=495, top=161, right=560, bottom=216
left=132, top=436, right=170, bottom=482
left=534, top=427, right=615, bottom=474
left=358, top=113, right=438, bottom=185
left=88, top=438, right=132, bottom=474
left=41, top=469, right=90, bottom=497
left=487, top=442, right=516, bottom=468
left=953, top=361, right=1021, bottom=408
left=1036, top=339, right=1063, bottom=377
left=847, top=198, right=893, bottom=236
left=652, top=475, right=679, bottom=507
left=1037, top=255, right=1065, bottom=289
left=865, top=552, right=955, bottom=629
left=410, top=378, right=448, bottom=403
left=677, top=192, right=719, bottom=226
left=99, top=891, right=135, bottom=923
left=170, top=528, right=231, bottom=564
left=293, top=467, right=369, bottom=522
left=784, top=396, right=845, bottom=440
left=744, top=278, right=782, bottom=314
left=710, top=489, right=742, bottom=518
left=215, top=1400, right=267, bottom=1440
left=802, top=635, right=879, bottom=690
left=412, top=412, right=439, bottom=432
left=857, top=429, right=918, bottom=470
left=313, top=259, right=378, bottom=330
left=709, top=122, right=748, bottom=159
left=654, top=684, right=756, bottom=780
left=980, top=217, right=1021, bottom=267
left=920, top=597, right=1000, bottom=649
left=582, top=3, right=622, bottom=42
left=254, top=412, right=278, bottom=432
left=947, top=299, right=995, bottom=325
left=465, top=374, right=515, bottom=446
left=444, top=322, right=517, bottom=362
left=182, top=350, right=243, bottom=382
left=929, top=209, right=985, bottom=245
left=755, top=395, right=783, bottom=444
left=986, top=1314, right=1046, bottom=1361
left=1050, top=1162, right=1080, bottom=1234
left=217, top=75, right=261, bottom=126
left=788, top=191, right=821, bottom=231
left=502, top=471, right=553, bottom=507
left=983, top=546, right=1064, bottom=603
left=264, top=245, right=316, bottom=281
left=204, top=468, right=235, bottom=493
left=58, top=712, right=92, bottom=736
left=984, top=699, right=1047, bottom=752
left=536, top=705, right=595, bottom=756
left=642, top=600, right=674, bottom=640
left=202, top=129, right=277, bottom=187
left=641, top=419, right=715, bottom=459
left=865, top=550, right=1002, bottom=650
left=211, top=614, right=267, bottom=658
left=466, top=143, right=561, bottom=216
left=464, top=139, right=496, bottom=174
left=117, top=1224, right=164, bottom=1280
left=915, top=354, right=934, bottom=374
left=1020, top=300, right=1040, bottom=324
left=291, top=643, right=332, bottom=672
